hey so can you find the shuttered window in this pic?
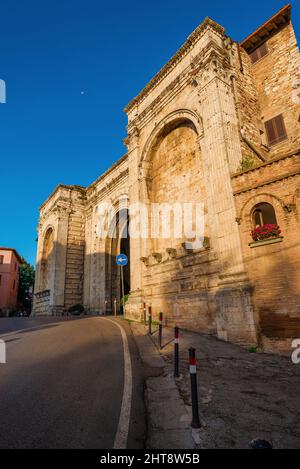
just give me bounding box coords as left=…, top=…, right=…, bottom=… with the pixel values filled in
left=265, top=114, right=288, bottom=146
left=250, top=42, right=268, bottom=64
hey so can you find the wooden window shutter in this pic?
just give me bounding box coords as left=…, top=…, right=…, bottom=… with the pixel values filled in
left=274, top=115, right=287, bottom=141
left=265, top=114, right=287, bottom=146
left=250, top=42, right=268, bottom=64
left=250, top=49, right=259, bottom=64
left=259, top=42, right=268, bottom=58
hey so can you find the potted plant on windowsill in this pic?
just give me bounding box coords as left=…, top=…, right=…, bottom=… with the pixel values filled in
left=249, top=224, right=283, bottom=248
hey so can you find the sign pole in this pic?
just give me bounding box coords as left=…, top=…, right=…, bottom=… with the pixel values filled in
left=116, top=253, right=128, bottom=318
left=120, top=265, right=125, bottom=317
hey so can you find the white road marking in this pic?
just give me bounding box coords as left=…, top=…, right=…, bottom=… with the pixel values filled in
left=102, top=318, right=132, bottom=449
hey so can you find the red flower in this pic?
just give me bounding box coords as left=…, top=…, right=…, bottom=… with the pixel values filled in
left=251, top=224, right=282, bottom=242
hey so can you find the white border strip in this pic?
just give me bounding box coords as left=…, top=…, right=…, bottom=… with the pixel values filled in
left=103, top=318, right=132, bottom=449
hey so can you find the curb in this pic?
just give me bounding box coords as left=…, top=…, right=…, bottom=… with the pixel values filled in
left=129, top=321, right=197, bottom=449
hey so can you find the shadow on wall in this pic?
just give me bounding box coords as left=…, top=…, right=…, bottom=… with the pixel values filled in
left=34, top=240, right=131, bottom=317
left=246, top=241, right=300, bottom=341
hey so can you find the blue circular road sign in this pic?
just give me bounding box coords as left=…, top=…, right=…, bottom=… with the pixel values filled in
left=116, top=254, right=128, bottom=267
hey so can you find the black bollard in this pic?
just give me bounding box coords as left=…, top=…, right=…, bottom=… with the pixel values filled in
left=174, top=327, right=180, bottom=378
left=158, top=312, right=163, bottom=349
left=148, top=306, right=152, bottom=335
left=189, top=348, right=201, bottom=429
left=143, top=302, right=146, bottom=324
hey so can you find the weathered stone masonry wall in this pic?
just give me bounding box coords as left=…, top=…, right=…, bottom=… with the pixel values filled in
left=233, top=153, right=300, bottom=353
left=64, top=191, right=86, bottom=309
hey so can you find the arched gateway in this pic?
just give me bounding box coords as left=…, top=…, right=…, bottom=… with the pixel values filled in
left=33, top=5, right=300, bottom=354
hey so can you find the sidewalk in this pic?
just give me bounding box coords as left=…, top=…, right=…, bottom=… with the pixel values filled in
left=130, top=321, right=300, bottom=449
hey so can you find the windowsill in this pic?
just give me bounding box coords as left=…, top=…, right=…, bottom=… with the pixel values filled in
left=249, top=237, right=284, bottom=248
left=268, top=138, right=288, bottom=147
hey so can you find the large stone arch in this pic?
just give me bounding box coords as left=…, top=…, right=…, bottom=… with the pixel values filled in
left=139, top=110, right=206, bottom=254
left=140, top=109, right=203, bottom=166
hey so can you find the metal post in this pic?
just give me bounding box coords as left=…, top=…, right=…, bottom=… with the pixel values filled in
left=114, top=298, right=117, bottom=317
left=120, top=265, right=125, bottom=317
left=158, top=312, right=163, bottom=349
left=189, top=348, right=201, bottom=429
left=143, top=303, right=146, bottom=324
left=174, top=327, right=179, bottom=378
left=148, top=306, right=152, bottom=335
left=105, top=299, right=108, bottom=316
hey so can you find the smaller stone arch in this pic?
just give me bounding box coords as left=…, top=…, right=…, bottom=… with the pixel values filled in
left=239, top=192, right=285, bottom=220
left=40, top=226, right=54, bottom=292
left=239, top=193, right=285, bottom=232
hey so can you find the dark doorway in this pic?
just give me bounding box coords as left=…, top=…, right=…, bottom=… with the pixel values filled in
left=106, top=209, right=130, bottom=314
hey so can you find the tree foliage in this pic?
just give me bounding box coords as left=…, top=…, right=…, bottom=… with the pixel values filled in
left=18, top=260, right=35, bottom=311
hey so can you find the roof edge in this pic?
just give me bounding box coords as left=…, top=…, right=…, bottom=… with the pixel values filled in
left=39, top=184, right=86, bottom=211
left=0, top=247, right=24, bottom=264
left=87, top=153, right=129, bottom=190
left=124, top=17, right=225, bottom=114
left=240, top=4, right=291, bottom=52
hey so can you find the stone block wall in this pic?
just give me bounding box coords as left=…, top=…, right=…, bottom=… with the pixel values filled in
left=233, top=153, right=300, bottom=352
left=142, top=249, right=218, bottom=334
left=33, top=290, right=50, bottom=315
left=248, top=22, right=300, bottom=158
left=64, top=194, right=86, bottom=310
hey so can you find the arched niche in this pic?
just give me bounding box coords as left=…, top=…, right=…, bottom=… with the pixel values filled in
left=141, top=114, right=205, bottom=254
left=40, top=227, right=54, bottom=291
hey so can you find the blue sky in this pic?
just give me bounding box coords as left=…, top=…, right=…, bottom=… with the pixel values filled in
left=0, top=0, right=299, bottom=265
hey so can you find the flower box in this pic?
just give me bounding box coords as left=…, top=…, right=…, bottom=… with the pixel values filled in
left=249, top=237, right=284, bottom=248
left=251, top=224, right=282, bottom=242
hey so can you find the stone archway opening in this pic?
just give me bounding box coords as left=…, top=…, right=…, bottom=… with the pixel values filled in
left=106, top=209, right=130, bottom=314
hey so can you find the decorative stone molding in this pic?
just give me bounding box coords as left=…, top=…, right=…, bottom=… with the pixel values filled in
left=166, top=248, right=177, bottom=259
left=140, top=257, right=149, bottom=267
left=124, top=17, right=225, bottom=114
left=123, top=126, right=140, bottom=151
left=34, top=289, right=50, bottom=298
left=182, top=237, right=210, bottom=252
left=283, top=203, right=296, bottom=213
left=152, top=252, right=163, bottom=264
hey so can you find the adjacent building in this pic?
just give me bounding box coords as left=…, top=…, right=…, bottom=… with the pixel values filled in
left=0, top=248, right=23, bottom=316
left=33, top=5, right=300, bottom=354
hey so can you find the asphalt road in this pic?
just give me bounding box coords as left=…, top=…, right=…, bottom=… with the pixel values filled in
left=0, top=317, right=146, bottom=449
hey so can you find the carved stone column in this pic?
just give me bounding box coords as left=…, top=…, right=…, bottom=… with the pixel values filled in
left=50, top=205, right=70, bottom=312
left=124, top=127, right=144, bottom=321
left=194, top=42, right=257, bottom=345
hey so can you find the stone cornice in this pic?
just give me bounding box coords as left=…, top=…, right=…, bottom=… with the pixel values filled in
left=87, top=154, right=129, bottom=192
left=231, top=149, right=300, bottom=179
left=39, top=184, right=86, bottom=211
left=127, top=39, right=228, bottom=134
left=124, top=17, right=225, bottom=114
left=86, top=168, right=129, bottom=209
left=232, top=151, right=300, bottom=196
left=233, top=170, right=299, bottom=196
